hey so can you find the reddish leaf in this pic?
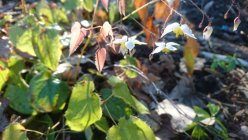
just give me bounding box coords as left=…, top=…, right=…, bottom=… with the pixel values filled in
left=101, top=0, right=109, bottom=11
left=69, top=22, right=87, bottom=56
left=118, top=0, right=126, bottom=16
left=183, top=38, right=200, bottom=76
left=154, top=0, right=180, bottom=22
left=95, top=48, right=107, bottom=72
left=133, top=0, right=148, bottom=24
left=144, top=16, right=160, bottom=47
left=101, top=21, right=113, bottom=41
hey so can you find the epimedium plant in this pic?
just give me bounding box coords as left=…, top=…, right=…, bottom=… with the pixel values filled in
left=0, top=0, right=242, bottom=140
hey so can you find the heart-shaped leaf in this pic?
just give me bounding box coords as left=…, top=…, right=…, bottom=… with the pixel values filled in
left=69, top=22, right=87, bottom=56
left=3, top=123, right=29, bottom=140
left=95, top=48, right=107, bottom=72
left=106, top=116, right=156, bottom=140
left=65, top=76, right=102, bottom=131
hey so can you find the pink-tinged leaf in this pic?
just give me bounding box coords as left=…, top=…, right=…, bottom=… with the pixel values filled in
left=118, top=0, right=126, bottom=16
left=95, top=48, right=107, bottom=72
left=101, top=21, right=113, bottom=41
left=69, top=22, right=87, bottom=56
left=101, top=0, right=109, bottom=11
left=233, top=17, right=241, bottom=31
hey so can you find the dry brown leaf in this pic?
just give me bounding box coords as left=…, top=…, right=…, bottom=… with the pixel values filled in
left=95, top=9, right=108, bottom=25
left=95, top=47, right=107, bottom=72
left=183, top=38, right=200, bottom=76
left=133, top=0, right=148, bottom=24
left=154, top=0, right=180, bottom=22
left=69, top=22, right=87, bottom=56
left=144, top=16, right=160, bottom=47
left=118, top=0, right=126, bottom=16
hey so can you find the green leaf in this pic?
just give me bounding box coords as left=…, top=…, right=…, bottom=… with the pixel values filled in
left=4, top=84, right=34, bottom=114
left=82, top=0, right=94, bottom=12
left=0, top=67, right=9, bottom=91
left=207, top=103, right=220, bottom=117
left=193, top=106, right=210, bottom=119
left=2, top=123, right=29, bottom=140
left=106, top=116, right=156, bottom=140
left=62, top=0, right=80, bottom=11
left=109, top=2, right=119, bottom=23
left=108, top=76, right=149, bottom=114
left=101, top=88, right=132, bottom=120
left=9, top=25, right=35, bottom=56
left=32, top=28, right=62, bottom=70
left=95, top=116, right=109, bottom=133
left=29, top=72, right=69, bottom=112
left=65, top=76, right=102, bottom=131
left=191, top=125, right=208, bottom=140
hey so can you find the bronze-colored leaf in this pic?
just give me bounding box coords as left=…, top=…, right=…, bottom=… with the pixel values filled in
left=183, top=38, right=200, bottom=76
left=154, top=0, right=180, bottom=22
left=133, top=0, right=148, bottom=24
left=144, top=16, right=160, bottom=47
left=95, top=48, right=107, bottom=72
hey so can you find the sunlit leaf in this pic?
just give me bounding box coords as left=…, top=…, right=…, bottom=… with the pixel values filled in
left=191, top=125, right=208, bottom=140
left=95, top=48, right=107, bottom=72
left=233, top=17, right=241, bottom=31
left=200, top=117, right=215, bottom=125
left=118, top=0, right=126, bottom=16
left=69, top=22, right=87, bottom=56
left=101, top=21, right=113, bottom=41
left=101, top=88, right=132, bottom=120
left=183, top=38, right=200, bottom=76
left=207, top=103, right=220, bottom=116
left=32, top=28, right=62, bottom=70
left=29, top=72, right=69, bottom=112
left=3, top=123, right=29, bottom=140
left=82, top=0, right=94, bottom=12
left=9, top=25, right=35, bottom=56
left=154, top=0, right=180, bottom=21
left=108, top=76, right=149, bottom=114
left=65, top=76, right=102, bottom=131
left=106, top=116, right=155, bottom=140
left=133, top=0, right=148, bottom=23
left=144, top=16, right=160, bottom=46
left=101, top=0, right=109, bottom=11
left=0, top=67, right=9, bottom=91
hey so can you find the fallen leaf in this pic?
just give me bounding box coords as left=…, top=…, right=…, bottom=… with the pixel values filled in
left=101, top=0, right=109, bottom=11
left=183, top=38, right=200, bottom=76
left=118, top=0, right=126, bottom=16
left=133, top=0, right=148, bottom=24
left=69, top=22, right=87, bottom=56
left=95, top=48, right=107, bottom=72
left=144, top=16, right=160, bottom=47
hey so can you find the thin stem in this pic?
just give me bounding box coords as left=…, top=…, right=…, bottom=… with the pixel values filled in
left=114, top=0, right=160, bottom=25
